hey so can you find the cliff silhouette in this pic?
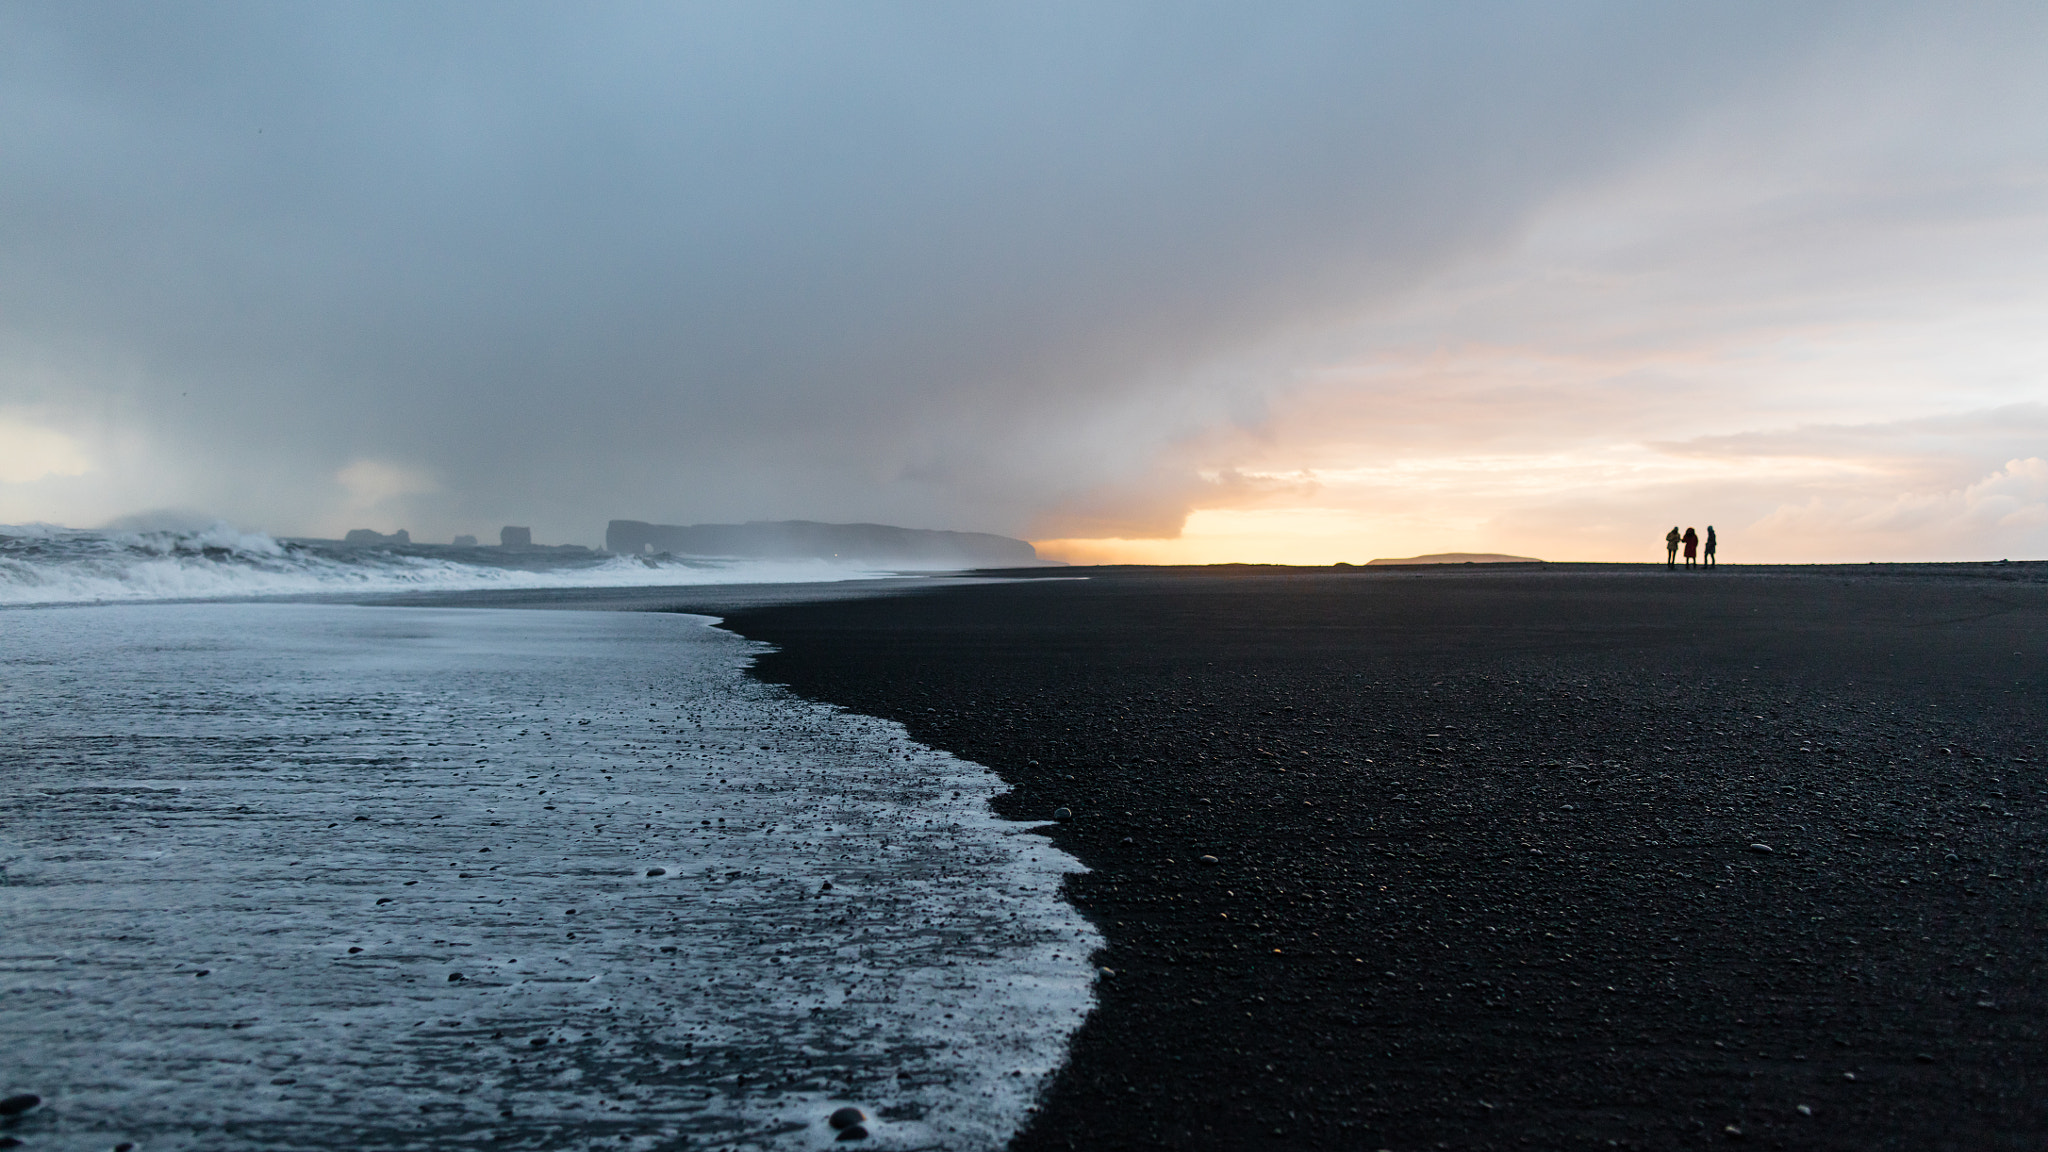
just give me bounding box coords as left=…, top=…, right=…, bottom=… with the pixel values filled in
left=605, top=519, right=1050, bottom=569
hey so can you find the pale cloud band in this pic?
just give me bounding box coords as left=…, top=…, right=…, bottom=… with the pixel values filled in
left=0, top=415, right=92, bottom=485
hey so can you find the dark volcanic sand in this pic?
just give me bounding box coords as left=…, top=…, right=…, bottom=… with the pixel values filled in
left=699, top=564, right=2048, bottom=1151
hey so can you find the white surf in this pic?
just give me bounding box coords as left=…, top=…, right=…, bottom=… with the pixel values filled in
left=0, top=602, right=1100, bottom=1151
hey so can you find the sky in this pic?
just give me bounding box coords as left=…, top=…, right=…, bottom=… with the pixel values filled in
left=2, top=1, right=2045, bottom=563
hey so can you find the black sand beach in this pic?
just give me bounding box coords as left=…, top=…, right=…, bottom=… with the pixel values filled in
left=699, top=563, right=2048, bottom=1151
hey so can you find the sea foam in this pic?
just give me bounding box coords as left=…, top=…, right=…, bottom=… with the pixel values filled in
left=0, top=602, right=1100, bottom=1151
left=0, top=523, right=891, bottom=606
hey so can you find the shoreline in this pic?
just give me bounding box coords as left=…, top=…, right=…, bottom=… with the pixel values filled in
left=0, top=601, right=1096, bottom=1151
left=704, top=564, right=2048, bottom=1150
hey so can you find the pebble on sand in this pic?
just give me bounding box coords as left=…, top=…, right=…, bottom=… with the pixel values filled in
left=1748, top=843, right=1773, bottom=853
left=828, top=1105, right=866, bottom=1130
left=1199, top=855, right=1219, bottom=865
left=1052, top=807, right=1073, bottom=821
left=0, top=1094, right=39, bottom=1116
left=646, top=867, right=666, bottom=876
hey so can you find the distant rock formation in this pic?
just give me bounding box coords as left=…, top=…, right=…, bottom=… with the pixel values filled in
left=1366, top=552, right=1542, bottom=566
left=499, top=526, right=532, bottom=548
left=606, top=519, right=1049, bottom=568
left=342, top=528, right=410, bottom=546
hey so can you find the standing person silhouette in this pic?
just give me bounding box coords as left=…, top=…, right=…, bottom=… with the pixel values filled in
left=1665, top=526, right=1681, bottom=569
left=1682, top=526, right=1699, bottom=569
left=1704, top=525, right=1717, bottom=568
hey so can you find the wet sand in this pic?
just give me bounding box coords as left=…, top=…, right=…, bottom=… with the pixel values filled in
left=701, top=562, right=2048, bottom=1151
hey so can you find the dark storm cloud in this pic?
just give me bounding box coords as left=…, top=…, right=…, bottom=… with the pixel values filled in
left=1, top=2, right=1865, bottom=540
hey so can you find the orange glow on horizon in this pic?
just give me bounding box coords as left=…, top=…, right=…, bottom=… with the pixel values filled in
left=1034, top=507, right=1530, bottom=567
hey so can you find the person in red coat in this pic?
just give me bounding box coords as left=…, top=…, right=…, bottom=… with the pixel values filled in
left=1682, top=526, right=1699, bottom=568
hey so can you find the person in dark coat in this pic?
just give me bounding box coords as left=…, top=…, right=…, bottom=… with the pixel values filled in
left=1704, top=525, right=1717, bottom=568
left=1682, top=527, right=1699, bottom=568
left=1666, top=526, right=1681, bottom=568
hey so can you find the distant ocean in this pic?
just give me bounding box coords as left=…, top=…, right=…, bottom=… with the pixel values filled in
left=0, top=523, right=897, bottom=606
left=0, top=587, right=1099, bottom=1148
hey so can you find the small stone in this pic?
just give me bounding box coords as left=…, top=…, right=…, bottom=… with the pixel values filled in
left=820, top=881, right=833, bottom=891
left=835, top=1125, right=869, bottom=1141
left=347, top=946, right=363, bottom=954
left=116, top=1144, right=140, bottom=1152
left=1796, top=1105, right=1812, bottom=1116
left=1842, top=1071, right=1856, bottom=1081
left=646, top=868, right=666, bottom=877
left=828, top=1106, right=866, bottom=1130
left=1052, top=808, right=1073, bottom=821
left=1724, top=1124, right=1743, bottom=1138
left=447, top=972, right=465, bottom=982
left=1199, top=855, right=1219, bottom=865
left=0, top=1093, right=39, bottom=1116
left=1915, top=1053, right=1934, bottom=1063
left=1748, top=843, right=1773, bottom=854
left=1098, top=967, right=1115, bottom=977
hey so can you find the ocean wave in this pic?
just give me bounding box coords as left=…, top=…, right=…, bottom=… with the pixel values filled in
left=0, top=602, right=1098, bottom=1149
left=0, top=522, right=889, bottom=606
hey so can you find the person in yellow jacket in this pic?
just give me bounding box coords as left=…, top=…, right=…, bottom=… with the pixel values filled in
left=1665, top=526, right=1681, bottom=569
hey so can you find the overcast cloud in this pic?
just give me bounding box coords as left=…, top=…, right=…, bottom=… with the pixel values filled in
left=2, top=2, right=2044, bottom=560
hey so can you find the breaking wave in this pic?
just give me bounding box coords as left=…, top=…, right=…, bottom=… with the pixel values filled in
left=0, top=522, right=890, bottom=606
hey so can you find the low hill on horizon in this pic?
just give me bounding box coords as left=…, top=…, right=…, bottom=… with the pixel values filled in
left=1366, top=552, right=1543, bottom=566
